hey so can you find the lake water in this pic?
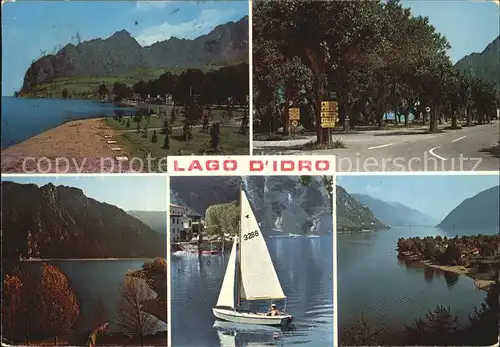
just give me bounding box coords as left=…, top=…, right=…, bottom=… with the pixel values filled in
left=10, top=259, right=167, bottom=334
left=171, top=235, right=334, bottom=347
left=1, top=96, right=133, bottom=148
left=337, top=226, right=497, bottom=332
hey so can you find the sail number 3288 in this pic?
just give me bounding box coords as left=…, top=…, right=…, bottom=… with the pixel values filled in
left=243, top=230, right=259, bottom=241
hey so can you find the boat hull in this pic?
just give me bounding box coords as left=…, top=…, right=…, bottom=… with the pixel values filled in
left=213, top=307, right=293, bottom=326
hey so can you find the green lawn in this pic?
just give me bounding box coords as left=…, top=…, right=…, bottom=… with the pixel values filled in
left=106, top=113, right=249, bottom=172
left=108, top=108, right=245, bottom=131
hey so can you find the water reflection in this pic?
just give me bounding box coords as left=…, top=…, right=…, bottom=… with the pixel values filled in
left=399, top=260, right=460, bottom=289
left=171, top=236, right=334, bottom=347
left=213, top=320, right=290, bottom=347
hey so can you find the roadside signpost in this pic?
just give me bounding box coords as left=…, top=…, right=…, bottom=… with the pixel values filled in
left=320, top=101, right=338, bottom=128
left=288, top=107, right=300, bottom=136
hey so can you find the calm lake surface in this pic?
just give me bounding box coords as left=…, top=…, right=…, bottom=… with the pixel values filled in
left=171, top=235, right=334, bottom=347
left=1, top=96, right=133, bottom=148
left=338, top=226, right=498, bottom=331
left=9, top=259, right=166, bottom=334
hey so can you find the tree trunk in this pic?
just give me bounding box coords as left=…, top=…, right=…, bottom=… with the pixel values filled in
left=429, top=104, right=439, bottom=133
left=283, top=104, right=290, bottom=136
left=466, top=107, right=472, bottom=126
left=377, top=111, right=385, bottom=128
left=305, top=45, right=329, bottom=145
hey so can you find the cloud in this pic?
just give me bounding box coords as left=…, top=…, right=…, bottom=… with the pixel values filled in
left=469, top=0, right=499, bottom=4
left=135, top=8, right=234, bottom=46
left=1, top=0, right=16, bottom=6
left=135, top=1, right=170, bottom=10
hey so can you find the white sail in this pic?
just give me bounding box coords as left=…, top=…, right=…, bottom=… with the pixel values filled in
left=216, top=239, right=238, bottom=308
left=239, top=190, right=286, bottom=300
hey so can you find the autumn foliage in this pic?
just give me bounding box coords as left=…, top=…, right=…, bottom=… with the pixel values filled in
left=2, top=264, right=80, bottom=345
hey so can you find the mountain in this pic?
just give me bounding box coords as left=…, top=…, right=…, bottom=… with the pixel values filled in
left=454, top=35, right=500, bottom=89
left=1, top=181, right=166, bottom=259
left=21, top=16, right=249, bottom=92
left=336, top=186, right=387, bottom=231
left=170, top=176, right=333, bottom=234
left=351, top=194, right=438, bottom=227
left=127, top=210, right=167, bottom=234
left=437, top=185, right=500, bottom=230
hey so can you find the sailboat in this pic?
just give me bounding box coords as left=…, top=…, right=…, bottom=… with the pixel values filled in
left=212, top=186, right=294, bottom=326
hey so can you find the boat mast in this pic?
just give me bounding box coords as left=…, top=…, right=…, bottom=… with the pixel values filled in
left=236, top=180, right=244, bottom=308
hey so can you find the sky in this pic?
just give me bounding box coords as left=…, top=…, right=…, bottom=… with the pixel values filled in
left=1, top=0, right=249, bottom=96
left=1, top=1, right=498, bottom=96
left=400, top=0, right=500, bottom=63
left=337, top=174, right=499, bottom=221
left=2, top=175, right=168, bottom=211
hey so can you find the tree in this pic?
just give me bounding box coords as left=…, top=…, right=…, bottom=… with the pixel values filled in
left=438, top=242, right=462, bottom=265
left=406, top=305, right=460, bottom=345
left=210, top=122, right=221, bottom=152
left=2, top=274, right=23, bottom=343
left=239, top=112, right=249, bottom=135
left=113, top=82, right=133, bottom=102
left=464, top=272, right=499, bottom=345
left=61, top=88, right=69, bottom=99
left=37, top=263, right=80, bottom=345
left=254, top=0, right=383, bottom=145
left=162, top=117, right=171, bottom=135
left=163, top=134, right=170, bottom=149
left=340, top=311, right=386, bottom=346
left=117, top=276, right=157, bottom=346
left=151, top=130, right=158, bottom=143
left=98, top=83, right=109, bottom=97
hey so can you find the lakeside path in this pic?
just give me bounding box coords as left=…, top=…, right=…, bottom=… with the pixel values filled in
left=421, top=261, right=495, bottom=291
left=1, top=118, right=130, bottom=173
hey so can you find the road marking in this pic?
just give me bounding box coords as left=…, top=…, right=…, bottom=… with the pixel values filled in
left=429, top=146, right=447, bottom=161
left=452, top=135, right=466, bottom=143
left=368, top=143, right=394, bottom=150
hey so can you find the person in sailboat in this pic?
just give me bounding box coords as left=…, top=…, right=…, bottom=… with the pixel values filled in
left=267, top=304, right=280, bottom=316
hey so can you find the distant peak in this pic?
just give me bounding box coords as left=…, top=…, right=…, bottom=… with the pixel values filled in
left=110, top=29, right=132, bottom=39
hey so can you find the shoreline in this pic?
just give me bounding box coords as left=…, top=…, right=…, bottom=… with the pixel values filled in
left=420, top=260, right=495, bottom=291
left=11, top=257, right=156, bottom=262
left=1, top=117, right=131, bottom=173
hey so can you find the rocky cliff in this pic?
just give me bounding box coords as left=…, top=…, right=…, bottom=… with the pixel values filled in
left=336, top=186, right=387, bottom=231
left=1, top=181, right=166, bottom=259
left=170, top=176, right=333, bottom=234
left=21, top=16, right=248, bottom=92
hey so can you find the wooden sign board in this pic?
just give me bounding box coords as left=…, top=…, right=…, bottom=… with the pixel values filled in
left=321, top=121, right=336, bottom=128
left=321, top=101, right=338, bottom=112
left=289, top=108, right=300, bottom=121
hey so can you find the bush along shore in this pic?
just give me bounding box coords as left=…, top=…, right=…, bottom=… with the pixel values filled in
left=396, top=234, right=500, bottom=291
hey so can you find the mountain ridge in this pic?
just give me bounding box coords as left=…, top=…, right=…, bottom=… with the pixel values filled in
left=337, top=186, right=387, bottom=231
left=437, top=185, right=500, bottom=230
left=1, top=181, right=166, bottom=259
left=21, top=16, right=249, bottom=92
left=454, top=35, right=500, bottom=89
left=352, top=193, right=438, bottom=227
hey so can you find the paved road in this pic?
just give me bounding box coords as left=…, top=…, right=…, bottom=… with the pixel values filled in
left=253, top=122, right=499, bottom=172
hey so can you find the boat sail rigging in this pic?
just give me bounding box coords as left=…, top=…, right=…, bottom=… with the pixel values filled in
left=213, top=186, right=293, bottom=326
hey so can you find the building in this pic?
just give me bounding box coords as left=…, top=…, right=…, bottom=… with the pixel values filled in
left=170, top=204, right=192, bottom=242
